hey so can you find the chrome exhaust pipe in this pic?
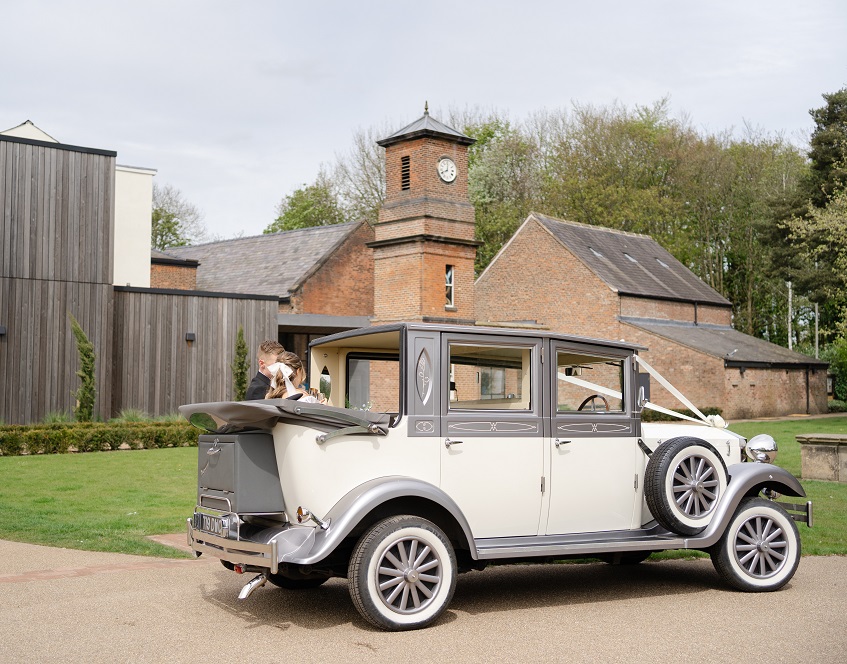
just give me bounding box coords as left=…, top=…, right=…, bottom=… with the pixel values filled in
left=238, top=573, right=269, bottom=600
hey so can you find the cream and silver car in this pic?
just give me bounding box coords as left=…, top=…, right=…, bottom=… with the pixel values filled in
left=182, top=323, right=811, bottom=631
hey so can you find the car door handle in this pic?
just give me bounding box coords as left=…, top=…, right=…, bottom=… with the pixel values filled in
left=554, top=438, right=571, bottom=448
left=445, top=438, right=464, bottom=448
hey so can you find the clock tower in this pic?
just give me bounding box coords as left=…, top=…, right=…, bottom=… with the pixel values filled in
left=370, top=106, right=478, bottom=324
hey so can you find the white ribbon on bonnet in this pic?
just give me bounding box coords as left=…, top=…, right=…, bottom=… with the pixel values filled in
left=266, top=362, right=297, bottom=396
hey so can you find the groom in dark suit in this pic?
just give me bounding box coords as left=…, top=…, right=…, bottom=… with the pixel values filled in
left=245, top=339, right=285, bottom=400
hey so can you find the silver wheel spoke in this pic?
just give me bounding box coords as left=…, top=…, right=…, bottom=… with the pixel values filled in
left=739, top=549, right=757, bottom=565
left=386, top=581, right=405, bottom=605
left=379, top=576, right=404, bottom=591
left=410, top=584, right=421, bottom=609
left=418, top=573, right=440, bottom=583
left=413, top=545, right=431, bottom=568
left=379, top=566, right=404, bottom=577
left=765, top=527, right=784, bottom=543
left=415, top=581, right=434, bottom=598
left=399, top=584, right=410, bottom=611
left=417, top=559, right=439, bottom=573
left=384, top=550, right=404, bottom=570
left=398, top=541, right=410, bottom=567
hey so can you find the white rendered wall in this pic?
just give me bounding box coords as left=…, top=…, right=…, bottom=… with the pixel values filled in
left=114, top=165, right=156, bottom=287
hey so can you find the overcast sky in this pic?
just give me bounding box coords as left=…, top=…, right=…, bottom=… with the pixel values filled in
left=3, top=1, right=846, bottom=240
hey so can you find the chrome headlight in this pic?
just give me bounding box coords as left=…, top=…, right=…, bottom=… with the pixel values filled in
left=745, top=434, right=778, bottom=463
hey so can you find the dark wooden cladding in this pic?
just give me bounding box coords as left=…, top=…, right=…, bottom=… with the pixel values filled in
left=111, top=290, right=278, bottom=416
left=0, top=277, right=113, bottom=423
left=0, top=138, right=115, bottom=284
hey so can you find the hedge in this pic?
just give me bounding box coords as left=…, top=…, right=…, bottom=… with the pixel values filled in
left=0, top=421, right=198, bottom=456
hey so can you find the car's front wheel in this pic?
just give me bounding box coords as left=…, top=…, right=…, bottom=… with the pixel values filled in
left=710, top=497, right=800, bottom=592
left=348, top=515, right=457, bottom=631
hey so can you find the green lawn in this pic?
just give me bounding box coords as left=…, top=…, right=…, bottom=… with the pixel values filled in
left=1, top=417, right=845, bottom=558
left=0, top=447, right=196, bottom=558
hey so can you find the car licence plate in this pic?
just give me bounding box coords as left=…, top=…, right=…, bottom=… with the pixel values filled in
left=195, top=512, right=228, bottom=537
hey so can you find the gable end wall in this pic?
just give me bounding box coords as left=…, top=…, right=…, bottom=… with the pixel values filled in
left=476, top=219, right=620, bottom=338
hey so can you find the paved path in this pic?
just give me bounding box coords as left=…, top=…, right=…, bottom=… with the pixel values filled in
left=2, top=539, right=846, bottom=663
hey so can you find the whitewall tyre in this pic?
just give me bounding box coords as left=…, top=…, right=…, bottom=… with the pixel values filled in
left=645, top=437, right=729, bottom=536
left=348, top=515, right=457, bottom=631
left=711, top=497, right=800, bottom=592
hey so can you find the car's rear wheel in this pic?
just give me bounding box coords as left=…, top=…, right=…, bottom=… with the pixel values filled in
left=711, top=498, right=800, bottom=592
left=348, top=515, right=457, bottom=631
left=644, top=437, right=728, bottom=536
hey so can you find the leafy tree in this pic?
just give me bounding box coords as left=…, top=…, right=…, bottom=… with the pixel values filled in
left=151, top=183, right=207, bottom=249
left=68, top=313, right=96, bottom=421
left=333, top=124, right=388, bottom=226
left=822, top=337, right=847, bottom=401
left=787, top=187, right=847, bottom=330
left=265, top=170, right=349, bottom=233
left=806, top=86, right=847, bottom=208
left=230, top=326, right=249, bottom=401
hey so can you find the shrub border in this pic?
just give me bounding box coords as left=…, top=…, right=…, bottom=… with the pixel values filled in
left=0, top=421, right=197, bottom=456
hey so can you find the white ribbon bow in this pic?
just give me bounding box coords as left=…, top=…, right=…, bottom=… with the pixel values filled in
left=266, top=362, right=296, bottom=395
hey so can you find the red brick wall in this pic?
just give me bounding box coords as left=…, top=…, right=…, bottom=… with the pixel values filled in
left=620, top=321, right=727, bottom=413
left=150, top=263, right=197, bottom=290
left=723, top=365, right=828, bottom=419
left=476, top=218, right=621, bottom=338
left=291, top=222, right=375, bottom=315
left=620, top=296, right=732, bottom=325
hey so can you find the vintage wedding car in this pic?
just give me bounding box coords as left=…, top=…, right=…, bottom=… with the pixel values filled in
left=181, top=323, right=812, bottom=630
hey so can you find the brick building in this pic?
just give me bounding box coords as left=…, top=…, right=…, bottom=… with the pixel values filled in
left=164, top=221, right=372, bottom=359
left=475, top=212, right=828, bottom=419
left=142, top=109, right=825, bottom=420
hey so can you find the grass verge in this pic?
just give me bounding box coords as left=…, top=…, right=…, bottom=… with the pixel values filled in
left=0, top=447, right=196, bottom=558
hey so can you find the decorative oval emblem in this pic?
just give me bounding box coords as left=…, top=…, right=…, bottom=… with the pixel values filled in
left=416, top=348, right=433, bottom=405
left=415, top=420, right=434, bottom=433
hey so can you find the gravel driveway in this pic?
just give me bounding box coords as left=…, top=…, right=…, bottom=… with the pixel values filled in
left=3, top=539, right=845, bottom=663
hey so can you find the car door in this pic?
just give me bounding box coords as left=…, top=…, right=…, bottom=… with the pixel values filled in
left=544, top=344, right=640, bottom=535
left=439, top=334, right=545, bottom=539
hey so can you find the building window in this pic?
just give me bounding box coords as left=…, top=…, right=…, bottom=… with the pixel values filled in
left=401, top=156, right=410, bottom=190
left=445, top=264, right=454, bottom=307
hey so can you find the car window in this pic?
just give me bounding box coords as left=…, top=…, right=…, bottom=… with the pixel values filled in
left=556, top=351, right=624, bottom=413
left=346, top=353, right=400, bottom=412
left=448, top=343, right=532, bottom=411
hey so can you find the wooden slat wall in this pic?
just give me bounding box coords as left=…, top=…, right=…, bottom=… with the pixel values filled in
left=112, top=291, right=278, bottom=417
left=0, top=139, right=115, bottom=283
left=0, top=277, right=113, bottom=423
left=0, top=137, right=116, bottom=424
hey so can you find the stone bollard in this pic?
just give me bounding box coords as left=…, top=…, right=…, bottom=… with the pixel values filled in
left=796, top=434, right=847, bottom=482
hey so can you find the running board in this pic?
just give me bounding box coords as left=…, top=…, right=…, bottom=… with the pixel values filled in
left=474, top=525, right=689, bottom=560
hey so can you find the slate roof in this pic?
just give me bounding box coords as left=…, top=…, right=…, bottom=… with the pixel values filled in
left=622, top=317, right=827, bottom=367
left=166, top=221, right=361, bottom=297
left=531, top=213, right=731, bottom=307
left=377, top=110, right=475, bottom=148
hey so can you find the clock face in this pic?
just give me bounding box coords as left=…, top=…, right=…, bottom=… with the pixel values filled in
left=437, top=157, right=457, bottom=183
